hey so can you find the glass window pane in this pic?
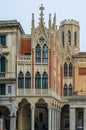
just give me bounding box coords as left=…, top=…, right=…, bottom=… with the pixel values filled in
left=35, top=72, right=41, bottom=89
left=1, top=36, right=6, bottom=46
left=42, top=72, right=48, bottom=89
left=64, top=84, right=68, bottom=96
left=69, top=84, right=72, bottom=96
left=36, top=45, right=41, bottom=62
left=42, top=45, right=48, bottom=63
left=69, top=63, right=72, bottom=77
left=18, top=72, right=24, bottom=88
left=64, top=63, right=67, bottom=77
left=0, top=84, right=5, bottom=95
left=1, top=57, right=6, bottom=72
left=25, top=72, right=31, bottom=88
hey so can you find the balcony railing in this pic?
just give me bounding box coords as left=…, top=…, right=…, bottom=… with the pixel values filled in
left=17, top=55, right=31, bottom=64
left=17, top=89, right=61, bottom=100
left=0, top=72, right=16, bottom=78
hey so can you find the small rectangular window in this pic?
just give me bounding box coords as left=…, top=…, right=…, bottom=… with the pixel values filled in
left=8, top=86, right=11, bottom=93
left=0, top=35, right=6, bottom=46
left=0, top=84, right=5, bottom=95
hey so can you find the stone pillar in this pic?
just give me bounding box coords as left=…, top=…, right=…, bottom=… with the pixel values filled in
left=70, top=108, right=75, bottom=130
left=58, top=109, right=61, bottom=130
left=10, top=114, right=16, bottom=130
left=55, top=110, right=57, bottom=130
left=56, top=110, right=59, bottom=130
left=48, top=107, right=52, bottom=130
left=84, top=108, right=86, bottom=129
left=52, top=109, right=54, bottom=130
left=18, top=108, right=22, bottom=130
left=31, top=106, right=35, bottom=130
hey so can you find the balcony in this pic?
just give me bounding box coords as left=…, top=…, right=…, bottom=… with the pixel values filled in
left=0, top=72, right=15, bottom=79
left=17, top=55, right=31, bottom=64
left=17, top=88, right=61, bottom=100
left=0, top=72, right=5, bottom=77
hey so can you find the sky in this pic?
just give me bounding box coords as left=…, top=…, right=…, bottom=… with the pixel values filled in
left=0, top=0, right=86, bottom=51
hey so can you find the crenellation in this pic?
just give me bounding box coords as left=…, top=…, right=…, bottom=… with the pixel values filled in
left=60, top=19, right=79, bottom=27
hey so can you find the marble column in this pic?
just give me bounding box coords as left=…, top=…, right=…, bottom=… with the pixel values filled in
left=55, top=110, right=57, bottom=130
left=10, top=113, right=16, bottom=130
left=31, top=106, right=35, bottom=130
left=56, top=110, right=59, bottom=130
left=70, top=108, right=75, bottom=130
left=48, top=107, right=52, bottom=130
left=52, top=109, right=54, bottom=130
left=18, top=108, right=22, bottom=130
left=58, top=109, right=61, bottom=130
left=84, top=108, right=86, bottom=129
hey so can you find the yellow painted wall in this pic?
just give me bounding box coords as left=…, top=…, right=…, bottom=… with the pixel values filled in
left=74, top=62, right=86, bottom=95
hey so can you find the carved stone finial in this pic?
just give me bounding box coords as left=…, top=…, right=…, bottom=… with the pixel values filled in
left=32, top=13, right=35, bottom=29
left=49, top=14, right=51, bottom=29
left=39, top=4, right=45, bottom=18
left=39, top=4, right=44, bottom=23
left=53, top=13, right=56, bottom=25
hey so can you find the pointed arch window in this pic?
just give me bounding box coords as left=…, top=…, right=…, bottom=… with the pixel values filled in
left=68, top=30, right=71, bottom=45
left=42, top=72, right=48, bottom=89
left=64, top=84, right=68, bottom=96
left=62, top=32, right=64, bottom=47
left=35, top=72, right=41, bottom=89
left=18, top=71, right=24, bottom=88
left=42, top=44, right=48, bottom=63
left=74, top=32, right=77, bottom=47
left=35, top=44, right=41, bottom=62
left=69, top=84, right=72, bottom=96
left=25, top=71, right=31, bottom=88
left=64, top=62, right=67, bottom=77
left=0, top=56, right=6, bottom=72
left=69, top=62, right=72, bottom=77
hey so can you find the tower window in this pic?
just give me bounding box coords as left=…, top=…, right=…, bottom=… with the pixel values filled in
left=74, top=32, right=77, bottom=47
left=62, top=32, right=64, bottom=47
left=68, top=30, right=71, bottom=45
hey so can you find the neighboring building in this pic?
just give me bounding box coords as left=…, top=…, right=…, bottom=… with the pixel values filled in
left=0, top=4, right=86, bottom=130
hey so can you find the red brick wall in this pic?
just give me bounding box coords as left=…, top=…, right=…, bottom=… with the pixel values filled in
left=49, top=51, right=51, bottom=89
left=49, top=34, right=54, bottom=90
left=32, top=50, right=34, bottom=88
left=60, top=66, right=63, bottom=96
left=56, top=57, right=58, bottom=94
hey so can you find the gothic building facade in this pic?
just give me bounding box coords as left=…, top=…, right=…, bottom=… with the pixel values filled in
left=0, top=4, right=86, bottom=130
